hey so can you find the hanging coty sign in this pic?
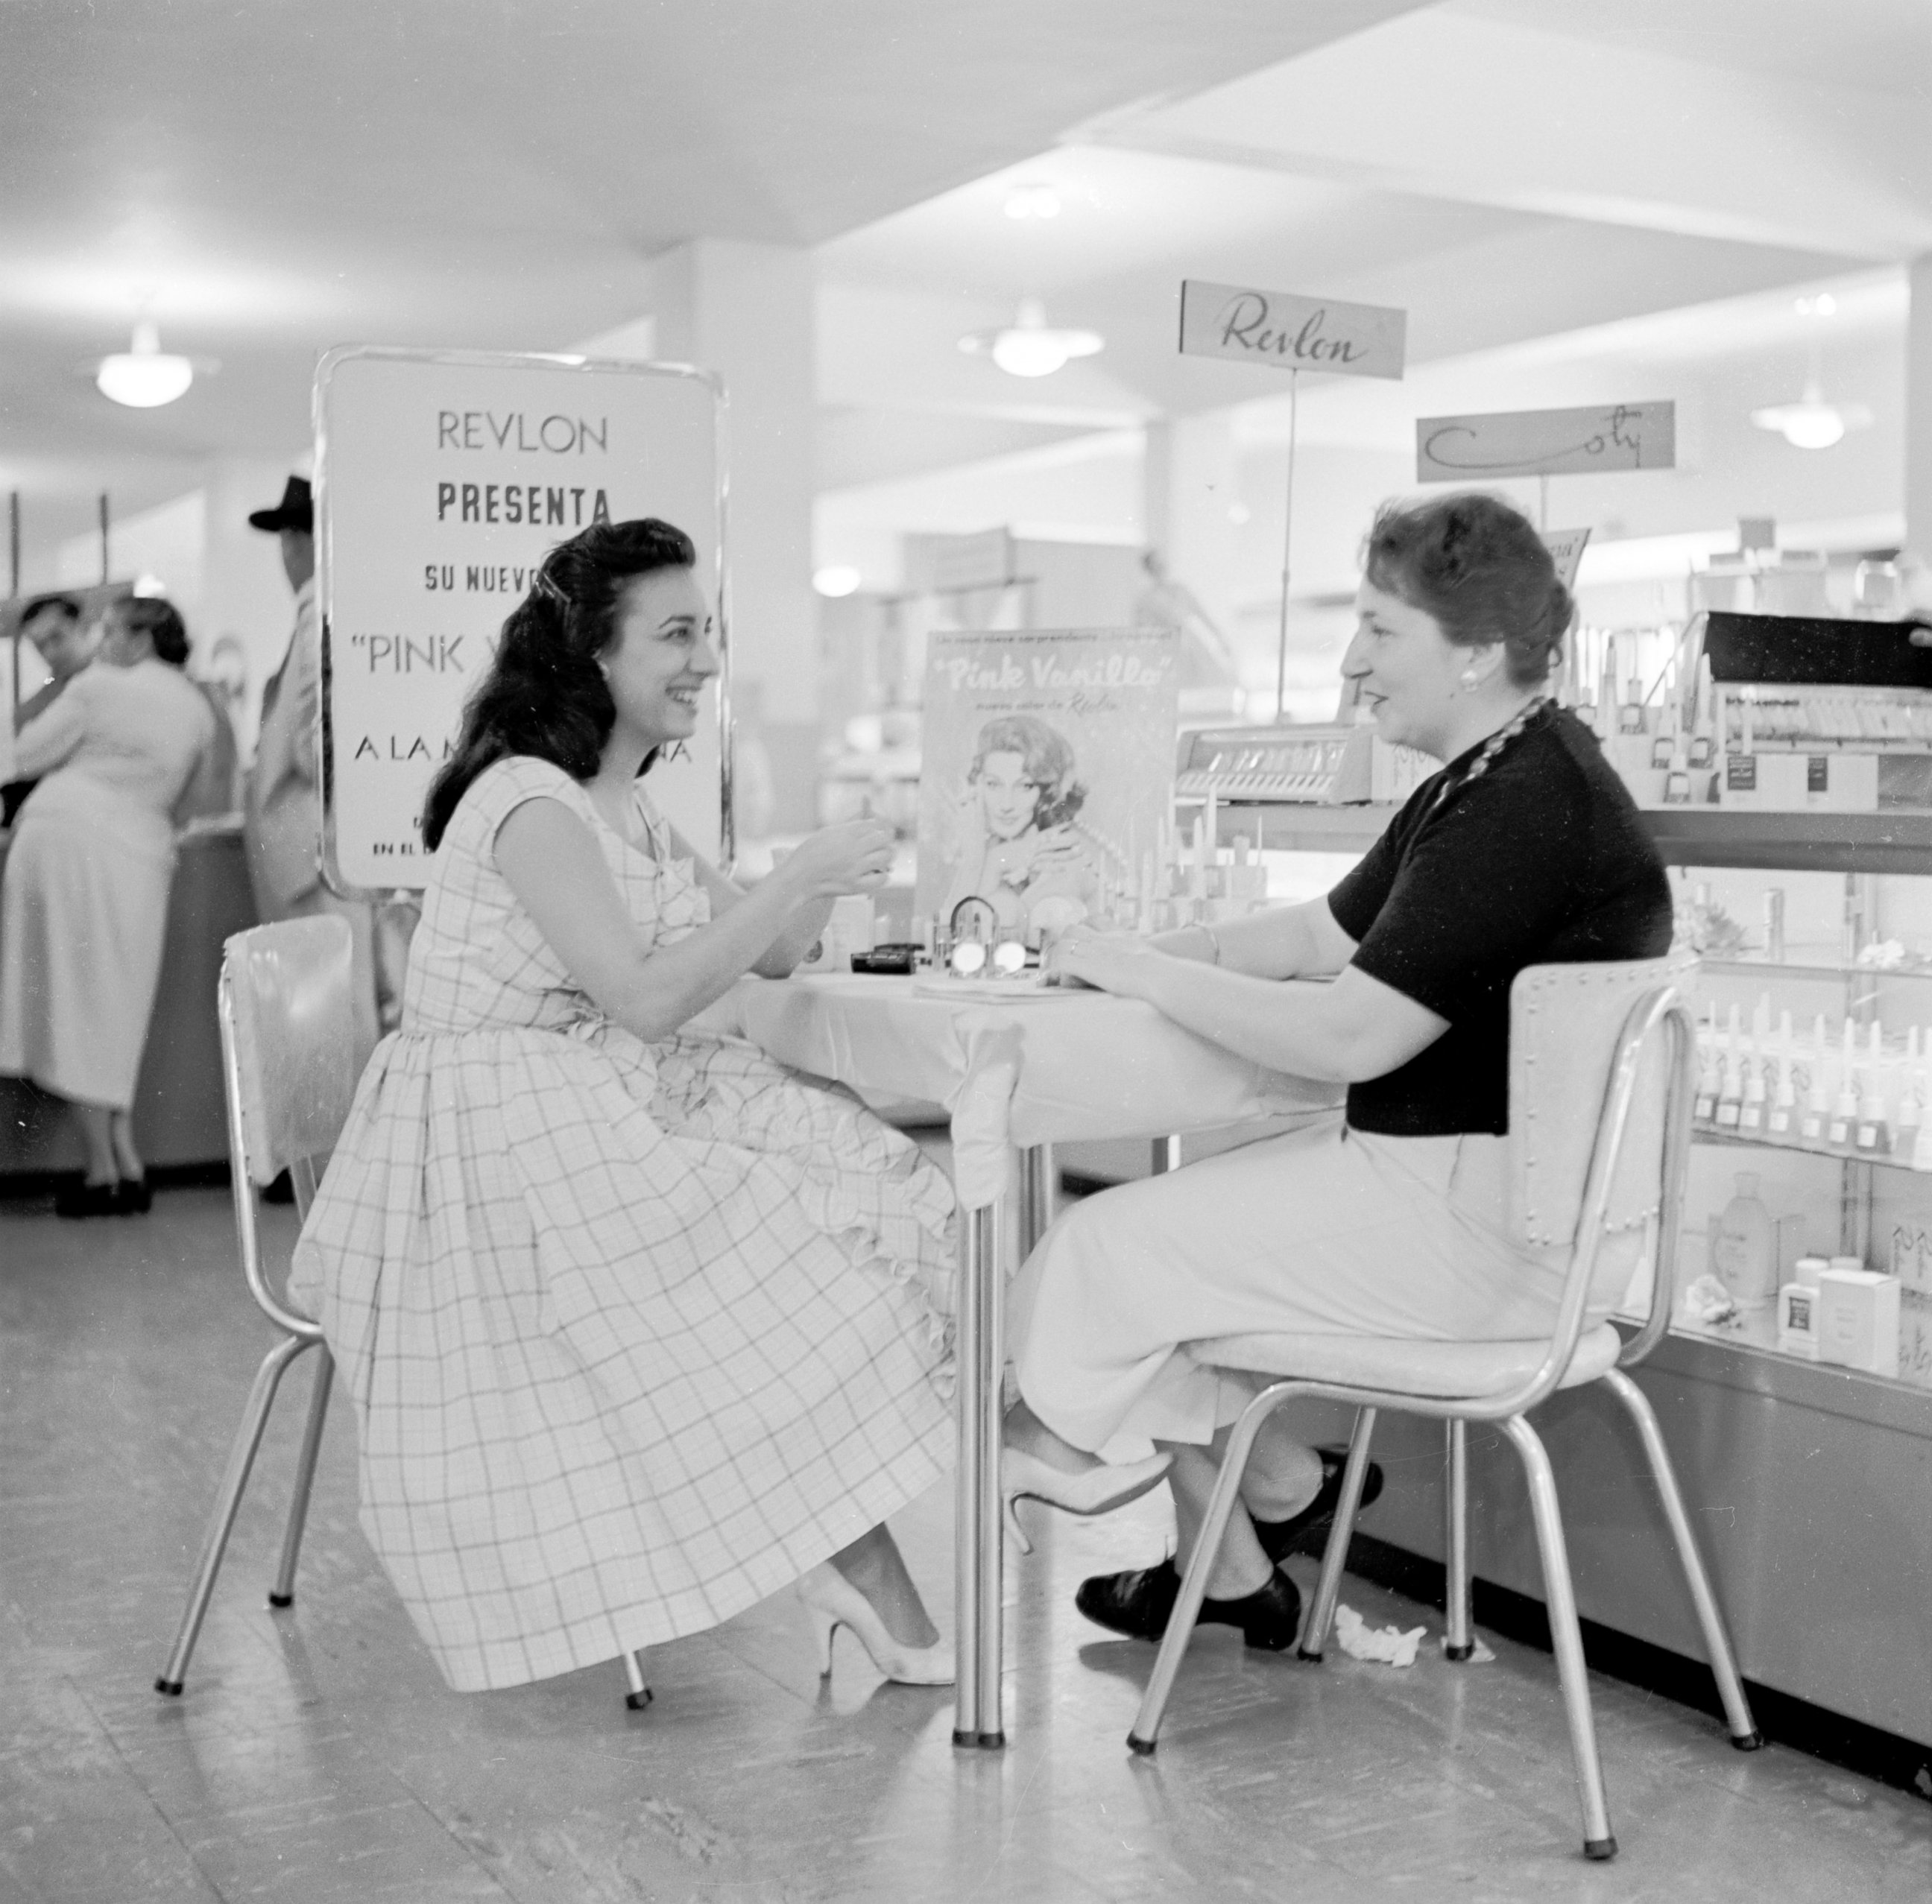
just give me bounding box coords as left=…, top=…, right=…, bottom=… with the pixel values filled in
left=1415, top=402, right=1676, bottom=482
left=1178, top=280, right=1407, bottom=381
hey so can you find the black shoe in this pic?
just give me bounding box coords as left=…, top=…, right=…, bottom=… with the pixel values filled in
left=1076, top=1558, right=1303, bottom=1653
left=1252, top=1444, right=1386, bottom=1566
left=54, top=1179, right=121, bottom=1219
left=115, top=1176, right=152, bottom=1214
left=262, top=1168, right=295, bottom=1205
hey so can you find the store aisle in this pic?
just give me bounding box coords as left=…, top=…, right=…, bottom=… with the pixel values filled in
left=4, top=1187, right=1927, bottom=1903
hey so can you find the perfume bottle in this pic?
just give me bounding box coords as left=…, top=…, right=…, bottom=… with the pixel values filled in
left=1913, top=1056, right=1932, bottom=1171
left=1854, top=1027, right=1885, bottom=1158
left=1650, top=702, right=1678, bottom=771
left=1715, top=1007, right=1744, bottom=1130
left=1693, top=1005, right=1721, bottom=1124
left=1619, top=672, right=1646, bottom=735
left=1828, top=1020, right=1860, bottom=1151
left=1688, top=655, right=1717, bottom=769
left=1769, top=1040, right=1798, bottom=1136
left=1892, top=1035, right=1921, bottom=1160
left=1740, top=1043, right=1767, bottom=1134
left=1800, top=1015, right=1832, bottom=1147
left=1855, top=1066, right=1892, bottom=1155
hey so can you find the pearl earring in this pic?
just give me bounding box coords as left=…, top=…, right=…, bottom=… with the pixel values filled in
left=1460, top=671, right=1480, bottom=689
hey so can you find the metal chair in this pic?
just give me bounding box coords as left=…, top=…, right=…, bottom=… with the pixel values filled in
left=154, top=916, right=653, bottom=1710
left=1126, top=957, right=1761, bottom=1862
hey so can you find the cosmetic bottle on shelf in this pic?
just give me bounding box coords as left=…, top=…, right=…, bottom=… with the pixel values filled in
left=1688, top=657, right=1717, bottom=769
left=1800, top=1015, right=1832, bottom=1147
left=1716, top=1008, right=1745, bottom=1131
left=1714, top=1173, right=1777, bottom=1311
left=1766, top=1013, right=1796, bottom=1137
left=1694, top=1005, right=1721, bottom=1125
left=1913, top=1062, right=1932, bottom=1171
left=1828, top=1021, right=1860, bottom=1152
left=1856, top=1066, right=1892, bottom=1156
left=1650, top=702, right=1678, bottom=771
left=1740, top=1046, right=1767, bottom=1135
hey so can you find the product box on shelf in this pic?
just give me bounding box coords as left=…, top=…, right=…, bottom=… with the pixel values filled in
left=1814, top=1267, right=1902, bottom=1375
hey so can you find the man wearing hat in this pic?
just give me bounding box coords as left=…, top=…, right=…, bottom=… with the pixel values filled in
left=243, top=475, right=382, bottom=1060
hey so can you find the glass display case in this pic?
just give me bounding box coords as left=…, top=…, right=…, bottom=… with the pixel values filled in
left=1201, top=796, right=1932, bottom=1756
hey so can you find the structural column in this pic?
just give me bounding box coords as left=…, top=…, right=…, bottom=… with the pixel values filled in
left=580, top=241, right=820, bottom=838
left=1143, top=411, right=1243, bottom=645
left=1907, top=253, right=1932, bottom=563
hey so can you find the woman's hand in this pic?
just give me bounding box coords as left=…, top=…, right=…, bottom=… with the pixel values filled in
left=776, top=819, right=897, bottom=899
left=1047, top=926, right=1164, bottom=999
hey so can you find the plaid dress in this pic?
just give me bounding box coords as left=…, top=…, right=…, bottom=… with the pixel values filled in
left=288, top=756, right=954, bottom=1692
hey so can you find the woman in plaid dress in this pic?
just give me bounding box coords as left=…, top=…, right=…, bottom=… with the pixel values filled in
left=289, top=519, right=955, bottom=1694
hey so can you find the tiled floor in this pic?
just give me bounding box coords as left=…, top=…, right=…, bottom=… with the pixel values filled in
left=4, top=1186, right=1928, bottom=1902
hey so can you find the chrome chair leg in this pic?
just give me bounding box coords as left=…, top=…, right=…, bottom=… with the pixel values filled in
left=1443, top=1417, right=1474, bottom=1660
left=1128, top=1382, right=1289, bottom=1754
left=1296, top=1406, right=1378, bottom=1663
left=1600, top=1367, right=1761, bottom=1749
left=268, top=1344, right=332, bottom=1608
left=1500, top=1413, right=1616, bottom=1861
left=622, top=1647, right=651, bottom=1711
left=156, top=1332, right=316, bottom=1695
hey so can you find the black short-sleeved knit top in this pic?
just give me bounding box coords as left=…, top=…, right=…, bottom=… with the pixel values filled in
left=1325, top=703, right=1672, bottom=1138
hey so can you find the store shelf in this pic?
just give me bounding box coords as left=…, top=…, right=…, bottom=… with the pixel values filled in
left=1694, top=1121, right=1923, bottom=1171
left=1212, top=797, right=1932, bottom=876
left=1699, top=957, right=1932, bottom=984
left=1644, top=807, right=1932, bottom=876
left=1212, top=801, right=1397, bottom=854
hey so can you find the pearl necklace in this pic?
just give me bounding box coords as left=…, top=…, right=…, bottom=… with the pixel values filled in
left=1431, top=695, right=1549, bottom=814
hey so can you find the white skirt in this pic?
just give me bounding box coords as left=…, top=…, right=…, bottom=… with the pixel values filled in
left=1009, top=1115, right=1565, bottom=1459
left=0, top=775, right=176, bottom=1109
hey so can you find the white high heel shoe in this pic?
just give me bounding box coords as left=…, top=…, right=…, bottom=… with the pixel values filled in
left=795, top=1563, right=954, bottom=1686
left=1000, top=1446, right=1173, bottom=1556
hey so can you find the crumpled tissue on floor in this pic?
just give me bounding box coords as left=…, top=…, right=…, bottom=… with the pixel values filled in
left=1333, top=1603, right=1427, bottom=1666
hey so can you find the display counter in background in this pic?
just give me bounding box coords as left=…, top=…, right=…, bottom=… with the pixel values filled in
left=0, top=822, right=257, bottom=1178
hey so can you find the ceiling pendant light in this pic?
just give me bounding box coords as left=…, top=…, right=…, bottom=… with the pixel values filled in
left=959, top=299, right=1104, bottom=379
left=1750, top=379, right=1871, bottom=450
left=1749, top=297, right=1870, bottom=450
left=96, top=319, right=195, bottom=408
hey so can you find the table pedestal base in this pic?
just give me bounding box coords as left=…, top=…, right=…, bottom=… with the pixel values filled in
left=952, top=1198, right=1006, bottom=1747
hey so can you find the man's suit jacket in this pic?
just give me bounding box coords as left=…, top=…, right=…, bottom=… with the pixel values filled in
left=244, top=581, right=323, bottom=914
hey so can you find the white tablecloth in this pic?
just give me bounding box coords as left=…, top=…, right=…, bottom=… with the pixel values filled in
left=704, top=973, right=1343, bottom=1206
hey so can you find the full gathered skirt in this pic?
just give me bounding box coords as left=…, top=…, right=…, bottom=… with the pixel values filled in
left=288, top=1017, right=955, bottom=1692
left=0, top=778, right=177, bottom=1109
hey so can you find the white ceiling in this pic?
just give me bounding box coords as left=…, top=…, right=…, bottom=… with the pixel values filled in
left=0, top=0, right=1421, bottom=546
left=4, top=0, right=1929, bottom=566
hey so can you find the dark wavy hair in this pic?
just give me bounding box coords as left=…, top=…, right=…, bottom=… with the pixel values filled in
left=112, top=596, right=191, bottom=666
left=1363, top=492, right=1571, bottom=689
left=421, top=517, right=698, bottom=850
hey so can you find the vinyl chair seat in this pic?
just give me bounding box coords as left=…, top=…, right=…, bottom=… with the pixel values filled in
left=1190, top=1319, right=1623, bottom=1400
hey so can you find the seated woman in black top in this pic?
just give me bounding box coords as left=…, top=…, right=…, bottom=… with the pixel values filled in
left=1000, top=491, right=1673, bottom=1649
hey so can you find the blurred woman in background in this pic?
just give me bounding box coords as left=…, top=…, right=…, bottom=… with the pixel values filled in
left=0, top=596, right=215, bottom=1215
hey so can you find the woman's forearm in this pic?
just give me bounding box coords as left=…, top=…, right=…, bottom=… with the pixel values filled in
left=1138, top=959, right=1364, bottom=1080
left=1150, top=897, right=1348, bottom=981
left=603, top=874, right=815, bottom=1037
left=752, top=893, right=836, bottom=977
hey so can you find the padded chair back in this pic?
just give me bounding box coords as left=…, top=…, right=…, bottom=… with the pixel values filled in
left=223, top=916, right=360, bottom=1190
left=1509, top=955, right=1695, bottom=1315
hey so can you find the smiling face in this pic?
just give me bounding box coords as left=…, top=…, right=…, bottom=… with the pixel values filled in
left=602, top=566, right=717, bottom=751
left=1339, top=579, right=1474, bottom=758
left=977, top=750, right=1044, bottom=841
